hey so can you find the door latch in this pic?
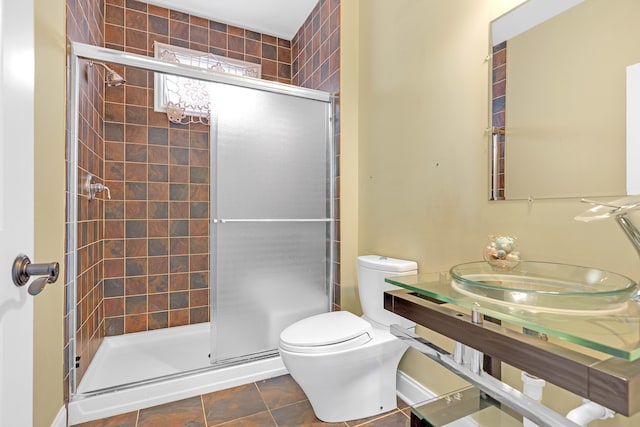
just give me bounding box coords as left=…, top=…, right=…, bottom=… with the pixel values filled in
left=12, top=254, right=59, bottom=296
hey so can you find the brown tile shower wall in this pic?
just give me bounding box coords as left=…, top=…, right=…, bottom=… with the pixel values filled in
left=100, top=0, right=297, bottom=336
left=66, top=0, right=106, bottom=393
left=292, top=0, right=340, bottom=93
left=101, top=72, right=211, bottom=335
left=104, top=0, right=292, bottom=83
left=292, top=0, right=341, bottom=309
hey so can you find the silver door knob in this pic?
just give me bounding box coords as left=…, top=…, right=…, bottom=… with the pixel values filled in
left=12, top=254, right=59, bottom=296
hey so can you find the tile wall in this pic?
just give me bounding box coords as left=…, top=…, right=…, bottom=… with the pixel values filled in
left=292, top=0, right=340, bottom=93
left=291, top=0, right=341, bottom=308
left=104, top=0, right=292, bottom=83
left=101, top=66, right=212, bottom=335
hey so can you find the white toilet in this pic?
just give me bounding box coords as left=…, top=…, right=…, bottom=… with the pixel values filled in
left=278, top=255, right=418, bottom=422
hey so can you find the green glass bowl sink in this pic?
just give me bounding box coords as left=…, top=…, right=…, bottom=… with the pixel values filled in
left=449, top=261, right=638, bottom=314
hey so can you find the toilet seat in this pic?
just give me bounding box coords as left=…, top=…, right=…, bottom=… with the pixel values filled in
left=280, top=311, right=373, bottom=354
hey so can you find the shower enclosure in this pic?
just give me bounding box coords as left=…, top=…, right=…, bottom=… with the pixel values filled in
left=66, top=41, right=335, bottom=421
left=209, top=81, right=333, bottom=362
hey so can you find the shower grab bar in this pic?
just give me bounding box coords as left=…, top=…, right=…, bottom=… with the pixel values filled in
left=213, top=218, right=333, bottom=223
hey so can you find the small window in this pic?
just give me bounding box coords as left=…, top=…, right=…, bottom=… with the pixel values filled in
left=154, top=42, right=262, bottom=124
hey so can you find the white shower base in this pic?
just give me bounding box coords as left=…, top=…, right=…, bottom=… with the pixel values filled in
left=68, top=322, right=286, bottom=425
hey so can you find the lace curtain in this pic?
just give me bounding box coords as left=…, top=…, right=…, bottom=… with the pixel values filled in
left=155, top=42, right=262, bottom=125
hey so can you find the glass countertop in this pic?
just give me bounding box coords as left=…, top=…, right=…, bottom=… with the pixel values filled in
left=412, top=386, right=521, bottom=426
left=386, top=271, right=640, bottom=361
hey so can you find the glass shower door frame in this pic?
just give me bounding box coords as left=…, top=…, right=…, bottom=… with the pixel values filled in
left=208, top=84, right=336, bottom=364
left=67, top=41, right=335, bottom=398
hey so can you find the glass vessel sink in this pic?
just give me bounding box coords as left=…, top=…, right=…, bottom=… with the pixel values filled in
left=450, top=261, right=638, bottom=314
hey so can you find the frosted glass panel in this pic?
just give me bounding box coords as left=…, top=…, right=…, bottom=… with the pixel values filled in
left=211, top=83, right=330, bottom=219
left=210, top=83, right=333, bottom=363
left=211, top=222, right=330, bottom=361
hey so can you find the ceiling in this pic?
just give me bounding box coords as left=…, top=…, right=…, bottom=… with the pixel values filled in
left=137, top=0, right=319, bottom=40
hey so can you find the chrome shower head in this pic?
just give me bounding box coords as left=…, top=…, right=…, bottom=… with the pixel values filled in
left=89, top=61, right=126, bottom=87
left=104, top=67, right=126, bottom=87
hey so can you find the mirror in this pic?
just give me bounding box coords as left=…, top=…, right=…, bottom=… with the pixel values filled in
left=489, top=0, right=640, bottom=200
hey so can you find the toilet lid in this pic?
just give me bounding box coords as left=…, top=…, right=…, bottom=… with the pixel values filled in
left=280, top=311, right=372, bottom=349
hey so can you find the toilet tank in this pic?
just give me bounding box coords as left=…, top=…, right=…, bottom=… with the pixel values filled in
left=357, top=255, right=418, bottom=329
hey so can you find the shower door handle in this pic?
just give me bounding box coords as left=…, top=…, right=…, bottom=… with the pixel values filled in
left=213, top=218, right=333, bottom=223
left=11, top=254, right=59, bottom=296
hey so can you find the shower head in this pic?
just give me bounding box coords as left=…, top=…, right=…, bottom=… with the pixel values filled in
left=89, top=61, right=126, bottom=87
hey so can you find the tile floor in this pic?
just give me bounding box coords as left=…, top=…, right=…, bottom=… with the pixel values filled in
left=72, top=374, right=412, bottom=427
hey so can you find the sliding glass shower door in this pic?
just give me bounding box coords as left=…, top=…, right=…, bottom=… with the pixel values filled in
left=209, top=82, right=334, bottom=362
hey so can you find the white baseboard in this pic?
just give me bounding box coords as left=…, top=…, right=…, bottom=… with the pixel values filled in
left=50, top=405, right=66, bottom=427
left=396, top=370, right=437, bottom=406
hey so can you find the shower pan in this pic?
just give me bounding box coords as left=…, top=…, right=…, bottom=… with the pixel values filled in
left=66, top=41, right=335, bottom=424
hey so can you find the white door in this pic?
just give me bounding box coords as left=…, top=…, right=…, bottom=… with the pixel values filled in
left=0, top=0, right=35, bottom=426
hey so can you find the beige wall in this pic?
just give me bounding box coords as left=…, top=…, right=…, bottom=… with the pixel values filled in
left=339, top=1, right=361, bottom=313
left=33, top=0, right=66, bottom=425
left=341, top=0, right=640, bottom=424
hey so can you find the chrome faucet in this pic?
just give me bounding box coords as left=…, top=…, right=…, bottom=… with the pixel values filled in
left=615, top=213, right=640, bottom=259
left=84, top=173, right=111, bottom=200
left=577, top=197, right=640, bottom=256
left=577, top=196, right=640, bottom=300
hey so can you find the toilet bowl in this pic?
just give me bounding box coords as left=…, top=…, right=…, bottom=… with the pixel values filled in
left=278, top=255, right=418, bottom=422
